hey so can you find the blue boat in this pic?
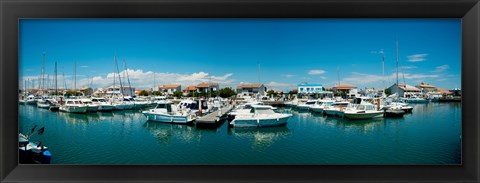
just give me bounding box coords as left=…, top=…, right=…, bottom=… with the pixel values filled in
left=19, top=133, right=52, bottom=164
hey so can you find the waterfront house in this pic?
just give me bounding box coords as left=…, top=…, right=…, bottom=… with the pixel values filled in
left=387, top=83, right=421, bottom=98
left=236, top=83, right=266, bottom=97
left=183, top=86, right=198, bottom=96
left=332, top=84, right=357, bottom=98
left=105, top=84, right=136, bottom=97
left=158, top=84, right=181, bottom=95
left=196, top=83, right=219, bottom=93
left=415, top=82, right=438, bottom=92
left=297, top=82, right=333, bottom=99
left=79, top=87, right=93, bottom=96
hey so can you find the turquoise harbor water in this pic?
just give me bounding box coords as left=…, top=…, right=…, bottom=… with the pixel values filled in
left=19, top=102, right=461, bottom=165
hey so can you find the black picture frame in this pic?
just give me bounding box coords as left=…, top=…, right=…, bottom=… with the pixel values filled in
left=1, top=0, right=479, bottom=182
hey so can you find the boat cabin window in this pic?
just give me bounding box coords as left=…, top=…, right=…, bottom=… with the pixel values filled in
left=99, top=99, right=106, bottom=102
left=67, top=101, right=74, bottom=104
left=92, top=99, right=98, bottom=102
left=306, top=101, right=316, bottom=105
left=251, top=108, right=275, bottom=115
left=74, top=101, right=81, bottom=104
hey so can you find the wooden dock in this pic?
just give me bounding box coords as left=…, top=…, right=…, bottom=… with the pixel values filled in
left=195, top=105, right=233, bottom=126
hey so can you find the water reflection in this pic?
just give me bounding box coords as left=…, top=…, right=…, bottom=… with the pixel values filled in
left=143, top=121, right=196, bottom=143
left=228, top=126, right=291, bottom=149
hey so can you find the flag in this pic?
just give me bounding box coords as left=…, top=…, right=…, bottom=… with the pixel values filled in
left=37, top=127, right=45, bottom=135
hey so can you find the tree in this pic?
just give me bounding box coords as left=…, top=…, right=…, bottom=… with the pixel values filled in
left=173, top=91, right=183, bottom=98
left=139, top=90, right=149, bottom=96
left=267, top=90, right=277, bottom=97
left=152, top=91, right=162, bottom=96
left=385, top=88, right=392, bottom=96
left=218, top=88, right=236, bottom=98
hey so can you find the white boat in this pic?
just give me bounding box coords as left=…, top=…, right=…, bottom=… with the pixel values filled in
left=91, top=97, right=114, bottom=111
left=80, top=98, right=99, bottom=112
left=25, top=95, right=38, bottom=105
left=323, top=101, right=350, bottom=117
left=388, top=102, right=413, bottom=113
left=344, top=103, right=384, bottom=120
left=229, top=105, right=292, bottom=128
left=142, top=100, right=195, bottom=124
left=296, top=100, right=316, bottom=111
left=309, top=100, right=335, bottom=113
left=405, top=96, right=429, bottom=103
left=122, top=97, right=135, bottom=110
left=59, top=99, right=88, bottom=113
left=36, top=99, right=51, bottom=108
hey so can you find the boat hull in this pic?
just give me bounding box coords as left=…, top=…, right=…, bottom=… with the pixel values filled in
left=230, top=115, right=291, bottom=128
left=143, top=112, right=193, bottom=124
left=344, top=111, right=384, bottom=120
left=60, top=106, right=88, bottom=113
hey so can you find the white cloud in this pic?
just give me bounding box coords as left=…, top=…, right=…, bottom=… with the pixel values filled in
left=341, top=72, right=439, bottom=89
left=265, top=81, right=296, bottom=91
left=432, top=65, right=449, bottom=72
left=23, top=70, right=236, bottom=90
left=407, top=54, right=428, bottom=62
left=283, top=74, right=295, bottom=78
left=80, top=65, right=89, bottom=68
left=399, top=66, right=417, bottom=69
left=308, top=70, right=326, bottom=75
left=320, top=76, right=327, bottom=80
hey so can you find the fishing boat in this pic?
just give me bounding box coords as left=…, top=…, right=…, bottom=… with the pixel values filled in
left=323, top=101, right=350, bottom=117
left=310, top=100, right=335, bottom=113
left=142, top=100, right=195, bottom=124
left=344, top=103, right=384, bottom=120
left=296, top=100, right=316, bottom=111
left=25, top=95, right=38, bottom=105
left=80, top=98, right=99, bottom=112
left=19, top=132, right=51, bottom=164
left=36, top=99, right=51, bottom=109
left=91, top=97, right=114, bottom=111
left=59, top=98, right=88, bottom=113
left=229, top=105, right=292, bottom=128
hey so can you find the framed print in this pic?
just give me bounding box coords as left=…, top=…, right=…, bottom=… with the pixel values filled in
left=1, top=0, right=479, bottom=182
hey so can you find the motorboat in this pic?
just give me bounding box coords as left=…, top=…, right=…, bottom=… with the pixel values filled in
left=229, top=105, right=292, bottom=128
left=36, top=99, right=51, bottom=109
left=25, top=95, right=38, bottom=105
left=80, top=98, right=99, bottom=112
left=309, top=100, right=335, bottom=113
left=91, top=97, right=114, bottom=111
left=142, top=100, right=195, bottom=124
left=227, top=102, right=276, bottom=121
left=59, top=98, right=88, bottom=113
left=389, top=102, right=413, bottom=113
left=296, top=100, right=316, bottom=111
left=405, top=96, right=429, bottom=103
left=323, top=101, right=350, bottom=117
left=344, top=103, right=384, bottom=120
left=19, top=133, right=51, bottom=164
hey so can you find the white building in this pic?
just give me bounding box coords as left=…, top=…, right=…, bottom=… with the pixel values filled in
left=158, top=84, right=181, bottom=95
left=297, top=83, right=323, bottom=94
left=236, top=83, right=266, bottom=97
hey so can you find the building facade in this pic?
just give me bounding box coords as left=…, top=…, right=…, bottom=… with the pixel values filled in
left=158, top=84, right=181, bottom=95
left=236, top=83, right=266, bottom=97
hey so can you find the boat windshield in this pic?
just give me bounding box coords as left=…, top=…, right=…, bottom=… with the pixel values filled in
left=306, top=101, right=316, bottom=105
left=251, top=108, right=275, bottom=115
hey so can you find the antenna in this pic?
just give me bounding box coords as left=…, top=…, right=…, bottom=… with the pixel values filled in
left=396, top=38, right=399, bottom=85
left=257, top=62, right=260, bottom=84
left=74, top=61, right=76, bottom=96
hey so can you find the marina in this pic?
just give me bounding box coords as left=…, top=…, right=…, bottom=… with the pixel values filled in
left=18, top=19, right=462, bottom=165
left=19, top=100, right=461, bottom=164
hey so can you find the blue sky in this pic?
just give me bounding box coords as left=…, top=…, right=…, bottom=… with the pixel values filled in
left=19, top=19, right=461, bottom=91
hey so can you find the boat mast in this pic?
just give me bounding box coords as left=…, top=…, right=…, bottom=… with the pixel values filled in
left=381, top=52, right=385, bottom=96
left=115, top=55, right=124, bottom=97
left=42, top=52, right=45, bottom=95
left=153, top=72, right=156, bottom=96
left=74, top=61, right=77, bottom=97
left=337, top=66, right=340, bottom=86
left=257, top=62, right=260, bottom=84
left=396, top=38, right=399, bottom=86
left=124, top=59, right=133, bottom=97
left=112, top=54, right=116, bottom=99
left=55, top=62, right=57, bottom=100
